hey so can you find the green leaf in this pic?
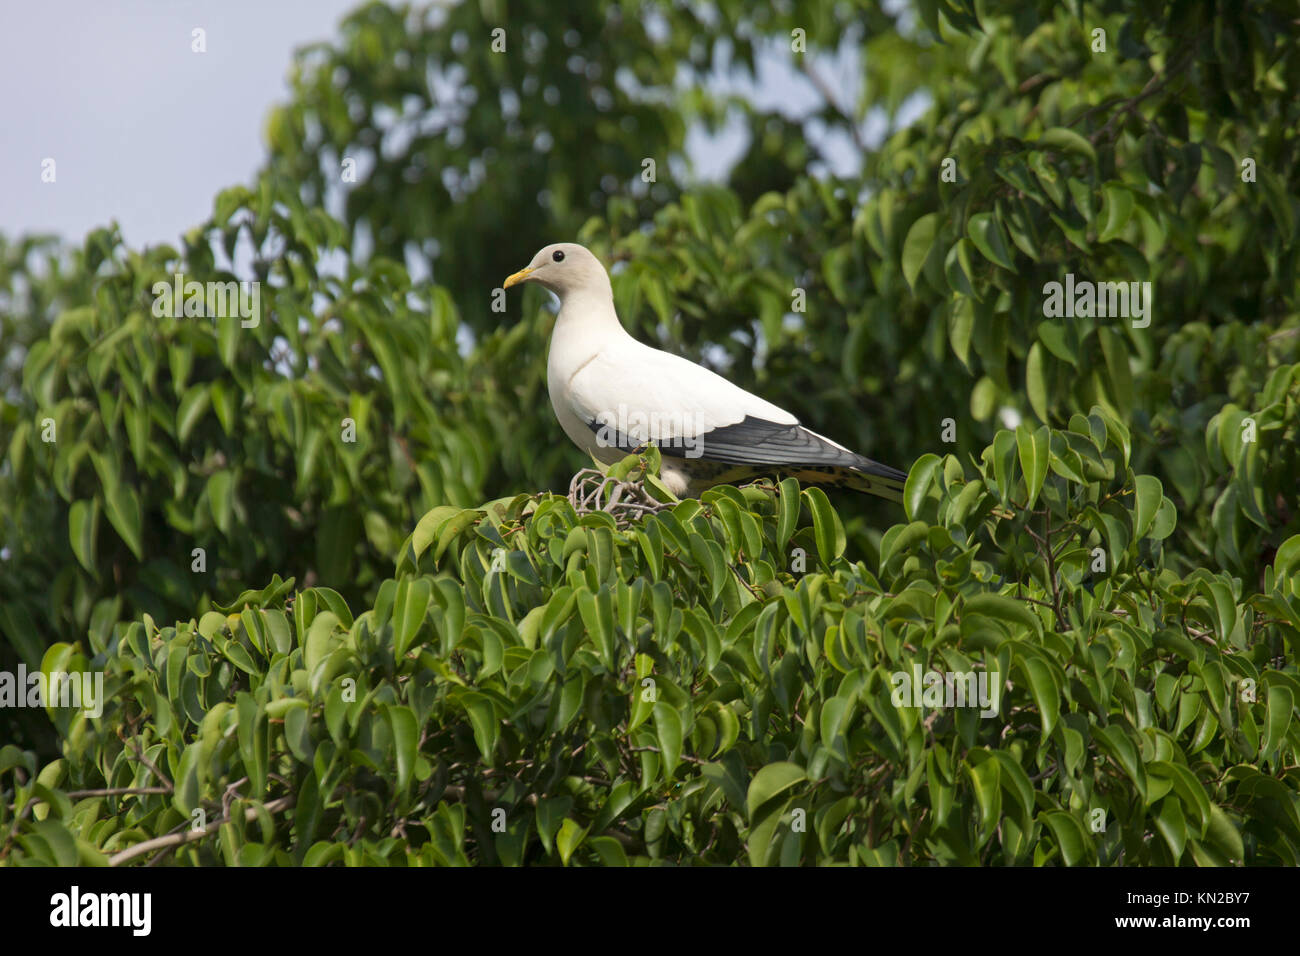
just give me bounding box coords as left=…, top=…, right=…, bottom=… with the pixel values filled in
left=964, top=593, right=1040, bottom=631
left=654, top=701, right=683, bottom=779
left=172, top=742, right=201, bottom=815
left=1038, top=127, right=1097, bottom=166
left=803, top=486, right=845, bottom=564
left=948, top=297, right=974, bottom=367
left=1205, top=804, right=1244, bottom=861
left=556, top=818, right=588, bottom=866
left=1037, top=320, right=1077, bottom=366
left=576, top=586, right=616, bottom=669
left=393, top=577, right=431, bottom=659
left=746, top=762, right=805, bottom=820
left=1148, top=761, right=1211, bottom=834
left=1014, top=651, right=1060, bottom=741
left=409, top=506, right=460, bottom=560
left=991, top=429, right=1017, bottom=504
left=1133, top=474, right=1163, bottom=539
left=458, top=691, right=499, bottom=763
left=1015, top=424, right=1050, bottom=509
left=1097, top=327, right=1133, bottom=414
left=68, top=498, right=100, bottom=573
left=303, top=611, right=340, bottom=680
left=1273, top=533, right=1300, bottom=578
left=386, top=704, right=418, bottom=792
left=207, top=470, right=234, bottom=537
left=103, top=480, right=143, bottom=560
left=1154, top=796, right=1187, bottom=861
left=970, top=376, right=998, bottom=421
left=746, top=800, right=789, bottom=867
left=1263, top=684, right=1294, bottom=762
left=1098, top=184, right=1135, bottom=242
left=903, top=453, right=942, bottom=520
left=776, top=477, right=801, bottom=551
left=967, top=756, right=1001, bottom=834
left=535, top=797, right=572, bottom=856
left=1026, top=342, right=1050, bottom=424
left=1200, top=578, right=1236, bottom=644
left=1040, top=810, right=1091, bottom=865
left=819, top=695, right=852, bottom=755
left=1095, top=724, right=1147, bottom=801
left=176, top=383, right=211, bottom=444
left=587, top=835, right=628, bottom=867
left=902, top=213, right=939, bottom=290
left=967, top=212, right=1015, bottom=270
left=943, top=238, right=976, bottom=297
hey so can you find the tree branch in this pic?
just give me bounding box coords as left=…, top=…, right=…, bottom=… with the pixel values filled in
left=108, top=795, right=295, bottom=867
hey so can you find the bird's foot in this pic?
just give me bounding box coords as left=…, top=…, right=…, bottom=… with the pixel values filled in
left=567, top=468, right=670, bottom=526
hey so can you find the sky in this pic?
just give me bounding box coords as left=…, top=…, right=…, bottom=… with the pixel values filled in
left=1, top=1, right=925, bottom=252
left=1, top=0, right=362, bottom=249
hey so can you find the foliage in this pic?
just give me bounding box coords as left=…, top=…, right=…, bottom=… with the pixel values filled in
left=5, top=442, right=1299, bottom=864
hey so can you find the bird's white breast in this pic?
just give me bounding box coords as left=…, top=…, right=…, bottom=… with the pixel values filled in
left=546, top=303, right=624, bottom=465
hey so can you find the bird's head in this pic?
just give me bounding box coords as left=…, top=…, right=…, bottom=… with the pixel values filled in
left=503, top=242, right=610, bottom=300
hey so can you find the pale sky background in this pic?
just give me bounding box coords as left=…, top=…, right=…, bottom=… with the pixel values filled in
left=1, top=1, right=925, bottom=251
left=1, top=0, right=362, bottom=248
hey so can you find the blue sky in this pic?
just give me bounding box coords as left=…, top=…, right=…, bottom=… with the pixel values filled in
left=1, top=0, right=362, bottom=247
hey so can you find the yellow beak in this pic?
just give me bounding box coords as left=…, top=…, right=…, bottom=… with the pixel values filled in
left=503, top=267, right=534, bottom=289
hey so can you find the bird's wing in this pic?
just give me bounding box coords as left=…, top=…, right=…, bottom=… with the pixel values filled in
left=563, top=343, right=903, bottom=480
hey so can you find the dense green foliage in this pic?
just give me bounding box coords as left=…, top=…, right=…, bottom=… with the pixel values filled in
left=6, top=446, right=1300, bottom=865
left=2, top=0, right=1299, bottom=864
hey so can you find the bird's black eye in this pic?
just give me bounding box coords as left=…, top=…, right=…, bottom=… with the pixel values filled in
left=552, top=250, right=565, bottom=262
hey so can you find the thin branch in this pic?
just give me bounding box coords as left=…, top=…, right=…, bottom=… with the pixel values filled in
left=65, top=787, right=170, bottom=798
left=799, top=58, right=865, bottom=153
left=1089, top=47, right=1198, bottom=145
left=1042, top=509, right=1069, bottom=631
left=630, top=745, right=703, bottom=766
left=123, top=737, right=173, bottom=793
left=108, top=795, right=295, bottom=867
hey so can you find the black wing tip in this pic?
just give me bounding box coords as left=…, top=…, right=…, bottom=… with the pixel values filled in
left=852, top=459, right=908, bottom=484
left=584, top=413, right=910, bottom=486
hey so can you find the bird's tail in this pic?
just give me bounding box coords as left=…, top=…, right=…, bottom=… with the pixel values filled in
left=845, top=463, right=906, bottom=502
left=785, top=458, right=907, bottom=502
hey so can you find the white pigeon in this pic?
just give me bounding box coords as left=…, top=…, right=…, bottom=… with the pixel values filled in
left=504, top=242, right=906, bottom=501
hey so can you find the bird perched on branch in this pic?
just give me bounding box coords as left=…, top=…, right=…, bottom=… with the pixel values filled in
left=504, top=242, right=907, bottom=501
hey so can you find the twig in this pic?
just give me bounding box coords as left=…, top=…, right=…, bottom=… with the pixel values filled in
left=123, top=736, right=174, bottom=793
left=799, top=58, right=865, bottom=153
left=1089, top=47, right=1197, bottom=145
left=629, top=745, right=703, bottom=765
left=1041, top=510, right=1068, bottom=631
left=222, top=776, right=250, bottom=819
left=108, top=795, right=295, bottom=866
left=568, top=468, right=668, bottom=527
